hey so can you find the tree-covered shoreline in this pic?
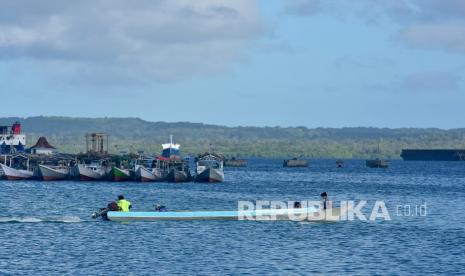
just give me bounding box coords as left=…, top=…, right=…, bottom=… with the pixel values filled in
left=2, top=116, right=464, bottom=159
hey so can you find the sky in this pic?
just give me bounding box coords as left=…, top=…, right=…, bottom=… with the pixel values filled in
left=1, top=0, right=465, bottom=128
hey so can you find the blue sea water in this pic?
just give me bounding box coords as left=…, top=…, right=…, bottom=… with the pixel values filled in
left=1, top=159, right=465, bottom=275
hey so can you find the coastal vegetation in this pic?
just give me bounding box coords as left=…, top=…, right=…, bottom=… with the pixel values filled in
left=2, top=116, right=465, bottom=159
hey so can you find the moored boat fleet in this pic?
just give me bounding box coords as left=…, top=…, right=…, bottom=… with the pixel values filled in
left=0, top=121, right=391, bottom=183
left=0, top=122, right=226, bottom=182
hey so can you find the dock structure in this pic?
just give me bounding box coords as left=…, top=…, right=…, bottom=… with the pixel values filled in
left=85, top=133, right=109, bottom=155
left=283, top=158, right=308, bottom=167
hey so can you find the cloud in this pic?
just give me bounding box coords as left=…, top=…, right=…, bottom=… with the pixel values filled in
left=401, top=71, right=461, bottom=93
left=398, top=21, right=465, bottom=54
left=0, top=0, right=263, bottom=83
left=284, top=0, right=465, bottom=54
left=284, top=0, right=321, bottom=16
left=368, top=71, right=461, bottom=94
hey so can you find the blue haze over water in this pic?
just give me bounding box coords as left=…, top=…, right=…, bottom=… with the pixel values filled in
left=1, top=159, right=464, bottom=275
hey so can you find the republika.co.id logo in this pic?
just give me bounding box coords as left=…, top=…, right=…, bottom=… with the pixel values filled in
left=237, top=200, right=427, bottom=222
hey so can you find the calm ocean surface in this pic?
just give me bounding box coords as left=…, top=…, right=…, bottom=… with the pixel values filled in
left=1, top=159, right=464, bottom=275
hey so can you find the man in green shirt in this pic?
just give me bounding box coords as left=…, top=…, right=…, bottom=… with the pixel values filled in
left=117, top=195, right=132, bottom=212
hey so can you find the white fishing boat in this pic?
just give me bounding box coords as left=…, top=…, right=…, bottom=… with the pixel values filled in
left=135, top=165, right=156, bottom=182
left=0, top=163, right=34, bottom=180
left=195, top=152, right=224, bottom=183
left=76, top=162, right=107, bottom=181
left=134, top=157, right=168, bottom=182
left=38, top=164, right=70, bottom=181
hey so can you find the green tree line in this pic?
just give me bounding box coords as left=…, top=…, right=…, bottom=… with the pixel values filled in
left=2, top=116, right=465, bottom=159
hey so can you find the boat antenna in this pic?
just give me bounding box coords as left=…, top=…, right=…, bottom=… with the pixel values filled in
left=170, top=134, right=173, bottom=145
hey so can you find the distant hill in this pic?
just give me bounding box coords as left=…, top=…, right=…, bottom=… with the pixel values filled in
left=1, top=116, right=465, bottom=158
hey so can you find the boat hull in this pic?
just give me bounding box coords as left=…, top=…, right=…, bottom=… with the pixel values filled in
left=38, top=165, right=69, bottom=181
left=166, top=169, right=191, bottom=183
left=283, top=159, right=309, bottom=167
left=366, top=159, right=389, bottom=168
left=107, top=167, right=131, bottom=182
left=76, top=164, right=106, bottom=181
left=135, top=166, right=165, bottom=182
left=195, top=168, right=224, bottom=183
left=107, top=208, right=342, bottom=222
left=0, top=164, right=34, bottom=180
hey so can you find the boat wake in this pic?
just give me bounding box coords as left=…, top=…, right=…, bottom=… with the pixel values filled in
left=0, top=216, right=84, bottom=223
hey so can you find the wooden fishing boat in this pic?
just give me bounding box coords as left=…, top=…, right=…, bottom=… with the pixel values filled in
left=106, top=207, right=342, bottom=222
left=107, top=166, right=131, bottom=182
left=166, top=167, right=191, bottom=183
left=134, top=158, right=167, bottom=182
left=195, top=152, right=224, bottom=183
left=38, top=164, right=70, bottom=181
left=76, top=162, right=107, bottom=181
left=0, top=163, right=34, bottom=180
left=283, top=158, right=309, bottom=167
left=160, top=135, right=191, bottom=183
left=366, top=159, right=389, bottom=168
left=224, top=157, right=247, bottom=167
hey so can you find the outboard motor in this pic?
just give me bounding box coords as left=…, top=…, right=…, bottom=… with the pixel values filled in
left=92, top=201, right=119, bottom=220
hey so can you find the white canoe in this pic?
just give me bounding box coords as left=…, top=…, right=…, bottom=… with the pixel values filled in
left=107, top=208, right=342, bottom=222
left=0, top=163, right=34, bottom=180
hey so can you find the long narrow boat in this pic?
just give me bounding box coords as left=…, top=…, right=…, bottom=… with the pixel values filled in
left=38, top=164, right=70, bottom=181
left=107, top=207, right=342, bottom=222
left=0, top=163, right=34, bottom=180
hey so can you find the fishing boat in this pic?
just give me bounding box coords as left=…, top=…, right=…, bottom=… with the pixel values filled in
left=283, top=158, right=309, bottom=167
left=0, top=154, right=35, bottom=180
left=107, top=166, right=132, bottom=182
left=224, top=157, right=247, bottom=167
left=366, top=159, right=389, bottom=168
left=134, top=157, right=167, bottom=182
left=0, top=163, right=34, bottom=180
left=75, top=161, right=107, bottom=181
left=195, top=152, right=224, bottom=183
left=106, top=207, right=342, bottom=222
left=162, top=135, right=191, bottom=183
left=366, top=143, right=389, bottom=168
left=166, top=160, right=191, bottom=182
left=38, top=164, right=70, bottom=181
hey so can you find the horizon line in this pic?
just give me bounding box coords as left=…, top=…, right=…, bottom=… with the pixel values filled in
left=0, top=115, right=463, bottom=131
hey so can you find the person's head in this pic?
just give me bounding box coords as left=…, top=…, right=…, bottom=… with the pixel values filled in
left=294, top=201, right=302, bottom=208
left=118, top=195, right=124, bottom=200
left=320, top=192, right=328, bottom=198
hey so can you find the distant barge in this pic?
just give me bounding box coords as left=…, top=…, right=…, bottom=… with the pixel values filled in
left=401, top=149, right=465, bottom=161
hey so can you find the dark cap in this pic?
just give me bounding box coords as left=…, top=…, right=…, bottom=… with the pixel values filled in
left=118, top=195, right=124, bottom=200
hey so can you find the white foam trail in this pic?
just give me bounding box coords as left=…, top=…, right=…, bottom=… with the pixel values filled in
left=0, top=216, right=83, bottom=223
